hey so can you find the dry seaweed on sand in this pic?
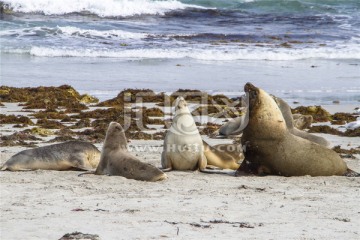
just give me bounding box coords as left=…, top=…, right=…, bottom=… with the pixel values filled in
left=199, top=122, right=221, bottom=136
left=308, top=125, right=343, bottom=136
left=97, top=89, right=168, bottom=107
left=31, top=110, right=67, bottom=120
left=0, top=85, right=91, bottom=112
left=145, top=107, right=165, bottom=117
left=59, top=232, right=101, bottom=240
left=192, top=105, right=242, bottom=118
left=308, top=125, right=360, bottom=137
left=332, top=112, right=357, bottom=122
left=0, top=114, right=34, bottom=125
left=292, top=106, right=331, bottom=122
left=37, top=119, right=66, bottom=129
left=331, top=112, right=357, bottom=125
left=0, top=131, right=42, bottom=147
left=343, top=127, right=360, bottom=137
left=71, top=118, right=91, bottom=129
left=332, top=145, right=360, bottom=159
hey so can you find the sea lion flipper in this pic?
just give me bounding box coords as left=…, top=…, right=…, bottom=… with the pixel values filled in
left=199, top=168, right=234, bottom=176
left=1, top=166, right=33, bottom=171
left=161, top=151, right=172, bottom=170
left=78, top=170, right=95, bottom=177
left=198, top=154, right=207, bottom=171
left=343, top=168, right=360, bottom=177
left=159, top=167, right=172, bottom=172
left=0, top=164, right=8, bottom=171
left=206, top=165, right=222, bottom=170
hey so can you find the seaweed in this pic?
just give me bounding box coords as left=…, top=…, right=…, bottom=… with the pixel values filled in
left=37, top=119, right=65, bottom=129
left=0, top=114, right=34, bottom=125
left=308, top=125, right=343, bottom=135
left=145, top=107, right=164, bottom=117
left=292, top=106, right=331, bottom=122
left=97, top=89, right=168, bottom=107
left=0, top=85, right=90, bottom=112
left=31, top=110, right=67, bottom=120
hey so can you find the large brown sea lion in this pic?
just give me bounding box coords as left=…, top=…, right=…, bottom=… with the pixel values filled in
left=236, top=83, right=356, bottom=177
left=217, top=95, right=330, bottom=148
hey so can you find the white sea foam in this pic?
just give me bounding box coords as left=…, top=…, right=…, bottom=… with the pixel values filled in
left=2, top=45, right=360, bottom=61
left=57, top=26, right=147, bottom=39
left=0, top=26, right=147, bottom=39
left=22, top=45, right=360, bottom=60
left=3, top=0, right=202, bottom=17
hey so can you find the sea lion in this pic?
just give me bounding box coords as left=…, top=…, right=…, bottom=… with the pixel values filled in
left=203, top=140, right=243, bottom=170
left=1, top=141, right=100, bottom=171
left=236, top=83, right=353, bottom=177
left=218, top=116, right=245, bottom=136
left=161, top=97, right=207, bottom=171
left=292, top=113, right=313, bottom=130
left=272, top=96, right=330, bottom=147
left=216, top=96, right=330, bottom=147
left=90, top=122, right=166, bottom=182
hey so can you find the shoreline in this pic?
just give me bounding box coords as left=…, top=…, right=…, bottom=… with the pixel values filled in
left=1, top=53, right=359, bottom=104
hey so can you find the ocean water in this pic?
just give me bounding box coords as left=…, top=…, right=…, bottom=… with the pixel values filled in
left=0, top=0, right=359, bottom=104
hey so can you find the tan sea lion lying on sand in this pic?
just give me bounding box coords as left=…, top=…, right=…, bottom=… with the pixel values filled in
left=1, top=141, right=100, bottom=171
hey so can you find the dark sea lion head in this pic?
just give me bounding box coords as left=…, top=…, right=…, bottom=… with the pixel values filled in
left=244, top=82, right=261, bottom=113
left=243, top=82, right=287, bottom=138
left=103, top=122, right=128, bottom=151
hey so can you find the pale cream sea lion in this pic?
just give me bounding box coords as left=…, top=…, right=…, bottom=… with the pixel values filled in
left=1, top=141, right=100, bottom=171
left=236, top=83, right=354, bottom=177
left=85, top=122, right=167, bottom=182
left=161, top=97, right=207, bottom=171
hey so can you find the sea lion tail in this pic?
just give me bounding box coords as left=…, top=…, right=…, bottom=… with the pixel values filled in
left=78, top=170, right=95, bottom=177
left=0, top=164, right=8, bottom=171
left=344, top=168, right=360, bottom=177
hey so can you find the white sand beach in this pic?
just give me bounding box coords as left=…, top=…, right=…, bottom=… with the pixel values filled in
left=1, top=102, right=359, bottom=240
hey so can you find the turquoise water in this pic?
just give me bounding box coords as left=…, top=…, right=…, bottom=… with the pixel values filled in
left=0, top=0, right=359, bottom=103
